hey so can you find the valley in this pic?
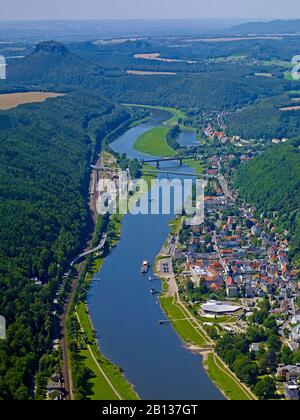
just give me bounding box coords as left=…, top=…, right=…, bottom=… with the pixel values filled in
left=0, top=16, right=300, bottom=402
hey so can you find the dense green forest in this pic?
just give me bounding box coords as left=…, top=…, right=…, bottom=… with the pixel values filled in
left=0, top=92, right=129, bottom=399
left=0, top=34, right=300, bottom=400
left=226, top=95, right=300, bottom=140
left=69, top=36, right=300, bottom=66
left=235, top=140, right=300, bottom=266
left=3, top=41, right=294, bottom=113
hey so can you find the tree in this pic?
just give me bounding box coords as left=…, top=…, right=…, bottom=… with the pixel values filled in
left=267, top=335, right=282, bottom=354
left=232, top=355, right=258, bottom=386
left=280, top=345, right=293, bottom=365
left=246, top=325, right=267, bottom=343
left=254, top=377, right=276, bottom=400
left=257, top=348, right=278, bottom=375
left=264, top=316, right=279, bottom=336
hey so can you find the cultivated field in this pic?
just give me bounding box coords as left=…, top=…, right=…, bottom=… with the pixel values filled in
left=280, top=105, right=300, bottom=111
left=127, top=70, right=177, bottom=76
left=134, top=53, right=197, bottom=64
left=255, top=72, right=273, bottom=78
left=134, top=53, right=181, bottom=63
left=185, top=36, right=283, bottom=43
left=0, top=92, right=65, bottom=110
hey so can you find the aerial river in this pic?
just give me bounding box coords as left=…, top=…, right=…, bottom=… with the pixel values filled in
left=88, top=110, right=224, bottom=400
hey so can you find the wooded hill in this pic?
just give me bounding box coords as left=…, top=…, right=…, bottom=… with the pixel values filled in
left=0, top=91, right=129, bottom=399
left=235, top=140, right=300, bottom=267
left=2, top=41, right=292, bottom=112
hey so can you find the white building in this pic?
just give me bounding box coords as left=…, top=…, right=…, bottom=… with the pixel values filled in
left=200, top=300, right=242, bottom=317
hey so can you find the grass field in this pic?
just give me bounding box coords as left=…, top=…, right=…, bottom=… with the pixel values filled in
left=123, top=104, right=187, bottom=126
left=207, top=55, right=247, bottom=64
left=162, top=107, right=187, bottom=126
left=284, top=71, right=295, bottom=81
left=76, top=303, right=138, bottom=400
left=142, top=164, right=157, bottom=187
left=0, top=92, right=65, bottom=110
left=255, top=72, right=273, bottom=78
left=134, top=126, right=176, bottom=157
left=127, top=70, right=177, bottom=76
left=169, top=216, right=183, bottom=235
left=198, top=315, right=236, bottom=324
left=72, top=217, right=138, bottom=400
left=107, top=214, right=123, bottom=247
left=160, top=296, right=208, bottom=347
left=262, top=60, right=294, bottom=68
left=205, top=353, right=254, bottom=401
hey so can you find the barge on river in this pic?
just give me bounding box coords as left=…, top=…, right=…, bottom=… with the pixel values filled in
left=141, top=260, right=150, bottom=274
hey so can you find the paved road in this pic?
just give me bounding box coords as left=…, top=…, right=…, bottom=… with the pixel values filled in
left=213, top=231, right=229, bottom=273
left=70, top=233, right=107, bottom=266
left=218, top=175, right=234, bottom=202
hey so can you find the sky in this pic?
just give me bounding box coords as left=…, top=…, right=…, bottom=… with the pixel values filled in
left=0, top=0, right=299, bottom=21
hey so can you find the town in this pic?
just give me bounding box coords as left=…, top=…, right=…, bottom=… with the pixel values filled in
left=155, top=131, right=300, bottom=400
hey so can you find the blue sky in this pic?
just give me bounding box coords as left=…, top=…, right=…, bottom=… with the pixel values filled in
left=0, top=0, right=299, bottom=20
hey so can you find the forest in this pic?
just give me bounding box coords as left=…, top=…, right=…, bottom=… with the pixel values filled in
left=0, top=34, right=300, bottom=400
left=0, top=91, right=130, bottom=399
left=226, top=95, right=300, bottom=140
left=235, top=140, right=300, bottom=267
left=2, top=40, right=295, bottom=113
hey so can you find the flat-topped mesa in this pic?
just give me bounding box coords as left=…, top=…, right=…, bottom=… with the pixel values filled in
left=34, top=41, right=69, bottom=56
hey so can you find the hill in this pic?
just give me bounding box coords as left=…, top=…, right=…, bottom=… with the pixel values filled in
left=229, top=19, right=300, bottom=35
left=6, top=41, right=92, bottom=88
left=235, top=141, right=300, bottom=265
left=226, top=96, right=300, bottom=140
left=0, top=91, right=130, bottom=399
left=2, top=40, right=289, bottom=112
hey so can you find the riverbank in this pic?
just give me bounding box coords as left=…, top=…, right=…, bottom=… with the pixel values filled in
left=88, top=110, right=225, bottom=400
left=123, top=104, right=187, bottom=128
left=156, top=219, right=256, bottom=401
left=63, top=118, right=141, bottom=400
left=68, top=148, right=159, bottom=399
left=160, top=295, right=209, bottom=347
left=67, top=220, right=139, bottom=400
left=158, top=277, right=256, bottom=400
left=126, top=105, right=205, bottom=174
left=74, top=256, right=139, bottom=400
left=124, top=103, right=203, bottom=144
left=204, top=353, right=254, bottom=401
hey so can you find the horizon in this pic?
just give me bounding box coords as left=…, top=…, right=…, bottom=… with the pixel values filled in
left=0, top=0, right=300, bottom=21
left=0, top=17, right=295, bottom=22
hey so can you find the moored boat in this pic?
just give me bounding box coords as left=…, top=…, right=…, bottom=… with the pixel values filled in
left=141, top=260, right=150, bottom=274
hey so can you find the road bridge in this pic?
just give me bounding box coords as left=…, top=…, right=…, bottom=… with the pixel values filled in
left=70, top=233, right=107, bottom=267
left=141, top=168, right=214, bottom=178
left=141, top=156, right=195, bottom=169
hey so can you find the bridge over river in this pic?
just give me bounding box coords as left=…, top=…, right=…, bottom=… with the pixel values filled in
left=141, top=156, right=196, bottom=168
